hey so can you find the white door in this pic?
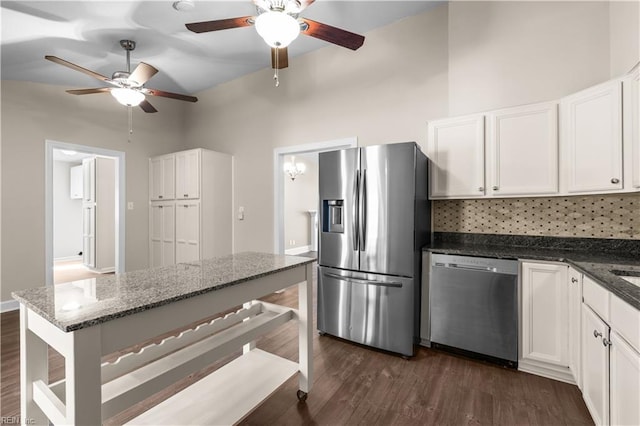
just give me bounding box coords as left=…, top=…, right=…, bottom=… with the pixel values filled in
left=610, top=331, right=640, bottom=426
left=520, top=262, right=568, bottom=367
left=568, top=267, right=583, bottom=388
left=582, top=304, right=610, bottom=426
left=82, top=157, right=95, bottom=203
left=562, top=80, right=623, bottom=193
left=176, top=150, right=200, bottom=200
left=150, top=203, right=175, bottom=267
left=176, top=201, right=200, bottom=263
left=149, top=155, right=175, bottom=201
left=82, top=204, right=95, bottom=268
left=427, top=114, right=485, bottom=198
left=487, top=102, right=558, bottom=196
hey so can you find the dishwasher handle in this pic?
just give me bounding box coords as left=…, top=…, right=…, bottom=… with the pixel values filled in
left=324, top=272, right=403, bottom=288
left=433, top=262, right=499, bottom=273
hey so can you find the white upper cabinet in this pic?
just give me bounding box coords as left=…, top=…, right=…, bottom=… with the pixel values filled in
left=427, top=114, right=485, bottom=199
left=561, top=79, right=623, bottom=193
left=487, top=102, right=558, bottom=196
left=624, top=67, right=640, bottom=189
left=176, top=149, right=200, bottom=200
left=149, top=154, right=175, bottom=201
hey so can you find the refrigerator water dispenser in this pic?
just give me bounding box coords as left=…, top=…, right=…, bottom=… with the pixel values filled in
left=322, top=200, right=344, bottom=233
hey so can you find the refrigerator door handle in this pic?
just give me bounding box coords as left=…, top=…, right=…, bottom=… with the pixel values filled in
left=352, top=170, right=360, bottom=251
left=324, top=272, right=403, bottom=288
left=359, top=169, right=367, bottom=251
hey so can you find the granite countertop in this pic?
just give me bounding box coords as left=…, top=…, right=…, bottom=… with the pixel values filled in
left=425, top=233, right=640, bottom=310
left=12, top=252, right=316, bottom=332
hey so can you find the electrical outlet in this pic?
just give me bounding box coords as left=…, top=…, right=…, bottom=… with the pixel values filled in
left=238, top=206, right=245, bottom=220
left=289, top=239, right=296, bottom=246
left=127, top=202, right=134, bottom=210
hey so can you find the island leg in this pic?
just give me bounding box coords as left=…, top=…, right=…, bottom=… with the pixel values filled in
left=20, top=306, right=48, bottom=426
left=297, top=263, right=313, bottom=400
left=64, top=326, right=102, bottom=425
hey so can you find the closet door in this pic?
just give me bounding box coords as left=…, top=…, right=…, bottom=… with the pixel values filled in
left=176, top=201, right=200, bottom=263
left=175, top=150, right=200, bottom=200
left=83, top=204, right=95, bottom=268
left=150, top=202, right=175, bottom=267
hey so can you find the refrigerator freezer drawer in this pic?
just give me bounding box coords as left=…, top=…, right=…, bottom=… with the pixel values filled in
left=317, top=266, right=415, bottom=356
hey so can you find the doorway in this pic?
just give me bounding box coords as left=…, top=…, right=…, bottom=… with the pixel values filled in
left=273, top=137, right=357, bottom=255
left=45, top=140, right=126, bottom=286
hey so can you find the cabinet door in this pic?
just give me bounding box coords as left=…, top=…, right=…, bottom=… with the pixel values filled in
left=149, top=155, right=175, bottom=201
left=176, top=201, right=200, bottom=263
left=150, top=203, right=175, bottom=267
left=82, top=157, right=95, bottom=203
left=629, top=69, right=640, bottom=188
left=562, top=80, right=623, bottom=193
left=610, top=331, right=640, bottom=426
left=176, top=150, right=200, bottom=199
left=582, top=304, right=610, bottom=426
left=427, top=115, right=485, bottom=199
left=568, top=267, right=583, bottom=389
left=83, top=205, right=95, bottom=268
left=487, top=102, right=558, bottom=196
left=70, top=165, right=83, bottom=199
left=521, top=262, right=568, bottom=367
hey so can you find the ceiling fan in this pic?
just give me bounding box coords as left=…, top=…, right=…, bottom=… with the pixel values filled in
left=45, top=40, right=198, bottom=113
left=185, top=0, right=365, bottom=85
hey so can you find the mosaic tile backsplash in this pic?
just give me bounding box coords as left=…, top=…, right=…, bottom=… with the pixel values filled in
left=433, top=194, right=639, bottom=239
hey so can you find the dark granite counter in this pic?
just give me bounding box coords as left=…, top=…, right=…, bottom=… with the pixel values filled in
left=425, top=233, right=640, bottom=310
left=12, top=252, right=316, bottom=332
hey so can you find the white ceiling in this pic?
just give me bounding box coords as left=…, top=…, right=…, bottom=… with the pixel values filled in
left=1, top=1, right=440, bottom=96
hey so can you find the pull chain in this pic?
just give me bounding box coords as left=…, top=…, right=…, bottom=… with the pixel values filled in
left=273, top=46, right=280, bottom=87
left=127, top=106, right=133, bottom=142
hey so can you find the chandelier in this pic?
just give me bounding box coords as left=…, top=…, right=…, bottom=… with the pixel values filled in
left=284, top=156, right=306, bottom=181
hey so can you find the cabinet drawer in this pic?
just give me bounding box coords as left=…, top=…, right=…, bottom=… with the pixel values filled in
left=583, top=276, right=610, bottom=322
left=610, top=294, right=640, bottom=352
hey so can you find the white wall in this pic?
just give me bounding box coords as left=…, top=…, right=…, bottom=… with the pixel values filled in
left=609, top=0, right=640, bottom=77
left=53, top=161, right=82, bottom=259
left=284, top=158, right=318, bottom=250
left=1, top=81, right=185, bottom=301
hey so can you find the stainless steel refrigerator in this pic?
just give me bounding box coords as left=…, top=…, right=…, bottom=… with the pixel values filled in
left=317, top=142, right=430, bottom=356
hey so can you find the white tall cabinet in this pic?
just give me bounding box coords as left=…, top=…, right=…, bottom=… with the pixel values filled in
left=149, top=148, right=232, bottom=267
left=82, top=156, right=115, bottom=273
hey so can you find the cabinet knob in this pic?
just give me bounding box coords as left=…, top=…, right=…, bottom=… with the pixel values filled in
left=611, top=178, right=620, bottom=184
left=184, top=194, right=189, bottom=197
left=492, top=186, right=499, bottom=191
left=602, top=338, right=612, bottom=347
left=159, top=195, right=163, bottom=199
left=571, top=277, right=578, bottom=283
left=478, top=187, right=484, bottom=192
left=593, top=330, right=602, bottom=339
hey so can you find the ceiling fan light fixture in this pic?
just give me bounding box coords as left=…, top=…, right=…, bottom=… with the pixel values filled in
left=172, top=0, right=195, bottom=12
left=111, top=88, right=145, bottom=107
left=255, top=11, right=300, bottom=48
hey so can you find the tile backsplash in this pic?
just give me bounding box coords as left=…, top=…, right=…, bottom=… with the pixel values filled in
left=433, top=194, right=639, bottom=239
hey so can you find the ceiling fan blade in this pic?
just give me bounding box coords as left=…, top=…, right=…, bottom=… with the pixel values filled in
left=144, top=88, right=198, bottom=103
left=66, top=88, right=112, bottom=95
left=139, top=100, right=158, bottom=113
left=271, top=47, right=289, bottom=69
left=129, top=62, right=158, bottom=86
left=185, top=16, right=254, bottom=33
left=45, top=55, right=112, bottom=82
left=300, top=18, right=365, bottom=51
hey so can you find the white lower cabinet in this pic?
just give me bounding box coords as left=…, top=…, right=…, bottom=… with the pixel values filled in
left=568, top=267, right=583, bottom=388
left=582, top=304, right=610, bottom=426
left=519, top=261, right=572, bottom=382
left=610, top=331, right=640, bottom=426
left=176, top=201, right=200, bottom=264
left=150, top=202, right=175, bottom=267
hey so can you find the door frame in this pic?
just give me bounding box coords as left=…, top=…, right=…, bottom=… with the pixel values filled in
left=273, top=137, right=357, bottom=255
left=45, top=140, right=126, bottom=285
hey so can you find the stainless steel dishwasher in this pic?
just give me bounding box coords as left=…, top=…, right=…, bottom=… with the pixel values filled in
left=429, top=253, right=519, bottom=367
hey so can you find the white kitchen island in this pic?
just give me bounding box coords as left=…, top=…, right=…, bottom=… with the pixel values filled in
left=13, top=252, right=314, bottom=425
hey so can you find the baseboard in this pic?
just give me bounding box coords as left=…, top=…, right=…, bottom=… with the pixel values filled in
left=54, top=255, right=83, bottom=262
left=518, top=359, right=576, bottom=385
left=1, top=299, right=19, bottom=313
left=285, top=245, right=311, bottom=255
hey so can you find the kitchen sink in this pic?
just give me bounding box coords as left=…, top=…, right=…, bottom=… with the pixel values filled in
left=610, top=270, right=640, bottom=288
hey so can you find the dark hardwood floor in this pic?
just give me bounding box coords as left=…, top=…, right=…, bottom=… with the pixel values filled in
left=1, top=265, right=593, bottom=425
